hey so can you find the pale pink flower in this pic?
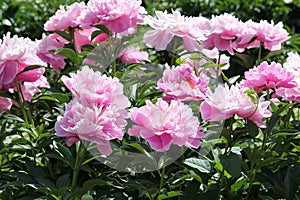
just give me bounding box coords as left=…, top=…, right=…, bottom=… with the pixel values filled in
left=118, top=46, right=149, bottom=63
left=129, top=99, right=204, bottom=152
left=200, top=84, right=272, bottom=128
left=44, top=2, right=86, bottom=31
left=56, top=66, right=130, bottom=155
left=61, top=66, right=130, bottom=108
left=241, top=61, right=296, bottom=93
left=79, top=0, right=145, bottom=33
left=0, top=32, right=46, bottom=89
left=276, top=52, right=300, bottom=101
left=37, top=33, right=68, bottom=72
left=157, top=63, right=209, bottom=102
left=143, top=10, right=210, bottom=51
left=203, top=13, right=243, bottom=54
left=253, top=20, right=290, bottom=51
left=0, top=97, right=12, bottom=112
left=21, top=75, right=50, bottom=101
left=55, top=99, right=127, bottom=155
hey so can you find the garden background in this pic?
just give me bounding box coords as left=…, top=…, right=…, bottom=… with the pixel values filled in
left=0, top=0, right=300, bottom=199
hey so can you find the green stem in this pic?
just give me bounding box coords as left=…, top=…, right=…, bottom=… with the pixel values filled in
left=71, top=141, right=86, bottom=197
left=256, top=42, right=264, bottom=66
left=14, top=79, right=28, bottom=124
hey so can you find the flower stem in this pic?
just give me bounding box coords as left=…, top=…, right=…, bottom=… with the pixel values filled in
left=71, top=141, right=86, bottom=197
left=14, top=79, right=29, bottom=124
left=256, top=42, right=264, bottom=66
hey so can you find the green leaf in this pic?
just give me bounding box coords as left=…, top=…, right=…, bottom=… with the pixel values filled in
left=220, top=153, right=242, bottom=178
left=184, top=158, right=211, bottom=173
left=95, top=25, right=111, bottom=36
left=50, top=93, right=70, bottom=104
left=55, top=48, right=78, bottom=64
left=82, top=179, right=112, bottom=193
left=158, top=191, right=183, bottom=200
left=17, top=65, right=44, bottom=76
left=246, top=120, right=259, bottom=137
left=53, top=30, right=71, bottom=41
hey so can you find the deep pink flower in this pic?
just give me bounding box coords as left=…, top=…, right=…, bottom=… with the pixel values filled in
left=79, top=0, right=145, bottom=33
left=0, top=32, right=46, bottom=89
left=129, top=99, right=204, bottom=152
left=200, top=84, right=272, bottom=128
left=276, top=52, right=300, bottom=101
left=143, top=10, right=210, bottom=51
left=118, top=46, right=149, bottom=63
left=44, top=2, right=86, bottom=31
left=37, top=33, right=68, bottom=72
left=0, top=97, right=12, bottom=112
left=157, top=63, right=209, bottom=102
left=241, top=61, right=296, bottom=93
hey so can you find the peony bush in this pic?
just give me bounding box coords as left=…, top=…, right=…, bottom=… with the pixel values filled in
left=0, top=0, right=299, bottom=199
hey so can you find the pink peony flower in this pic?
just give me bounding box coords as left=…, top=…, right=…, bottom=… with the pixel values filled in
left=74, top=28, right=108, bottom=52
left=44, top=2, right=86, bottom=31
left=0, top=97, right=12, bottom=112
left=200, top=84, right=272, bottom=128
left=0, top=32, right=46, bottom=89
left=202, top=13, right=244, bottom=55
left=253, top=20, right=290, bottom=51
left=79, top=0, right=145, bottom=33
left=21, top=75, right=50, bottom=101
left=276, top=52, right=300, bottom=101
left=55, top=99, right=127, bottom=155
left=157, top=63, right=209, bottom=102
left=37, top=33, right=68, bottom=72
left=143, top=10, right=210, bottom=51
left=61, top=66, right=130, bottom=108
left=118, top=46, right=149, bottom=63
left=129, top=99, right=204, bottom=152
left=241, top=61, right=296, bottom=93
left=55, top=66, right=130, bottom=155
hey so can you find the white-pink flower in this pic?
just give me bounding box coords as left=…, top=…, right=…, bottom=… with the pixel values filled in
left=241, top=61, right=296, bottom=93
left=276, top=52, right=300, bottom=101
left=157, top=63, right=209, bottom=102
left=129, top=99, right=204, bottom=152
left=79, top=0, right=145, bottom=33
left=143, top=10, right=210, bottom=51
left=44, top=2, right=86, bottom=31
left=200, top=84, right=272, bottom=128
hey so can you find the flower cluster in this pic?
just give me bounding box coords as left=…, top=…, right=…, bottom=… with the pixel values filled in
left=144, top=12, right=290, bottom=55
